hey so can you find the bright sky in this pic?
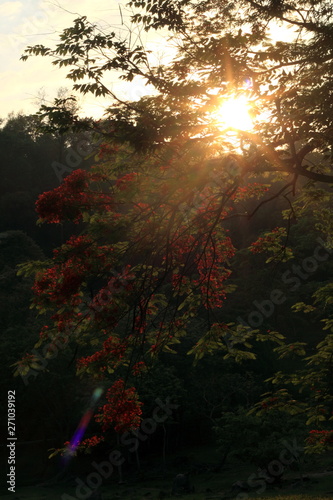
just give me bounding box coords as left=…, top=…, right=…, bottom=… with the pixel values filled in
left=0, top=0, right=166, bottom=120
left=0, top=1, right=297, bottom=121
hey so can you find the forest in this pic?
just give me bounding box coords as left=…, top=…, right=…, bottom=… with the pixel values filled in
left=1, top=1, right=333, bottom=499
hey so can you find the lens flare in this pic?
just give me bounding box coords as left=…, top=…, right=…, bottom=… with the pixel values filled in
left=63, top=387, right=104, bottom=463
left=243, top=78, right=253, bottom=89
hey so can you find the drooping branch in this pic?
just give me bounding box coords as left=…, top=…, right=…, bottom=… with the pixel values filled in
left=247, top=181, right=294, bottom=220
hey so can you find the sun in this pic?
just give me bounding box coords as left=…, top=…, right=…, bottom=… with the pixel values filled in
left=215, top=94, right=254, bottom=131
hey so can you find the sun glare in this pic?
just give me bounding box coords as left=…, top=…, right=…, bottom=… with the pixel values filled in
left=215, top=95, right=254, bottom=131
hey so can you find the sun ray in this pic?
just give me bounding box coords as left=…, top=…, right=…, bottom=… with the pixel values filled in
left=215, top=94, right=254, bottom=131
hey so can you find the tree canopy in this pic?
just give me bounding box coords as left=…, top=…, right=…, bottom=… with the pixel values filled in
left=16, top=0, right=333, bottom=454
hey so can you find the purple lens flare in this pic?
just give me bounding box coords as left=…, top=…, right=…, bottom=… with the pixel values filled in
left=63, top=387, right=103, bottom=463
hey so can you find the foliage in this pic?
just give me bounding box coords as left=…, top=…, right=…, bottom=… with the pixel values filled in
left=215, top=407, right=305, bottom=467
left=16, top=0, right=333, bottom=451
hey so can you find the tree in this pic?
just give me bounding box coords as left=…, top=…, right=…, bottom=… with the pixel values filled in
left=214, top=408, right=306, bottom=483
left=17, top=1, right=333, bottom=452
left=0, top=109, right=99, bottom=255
